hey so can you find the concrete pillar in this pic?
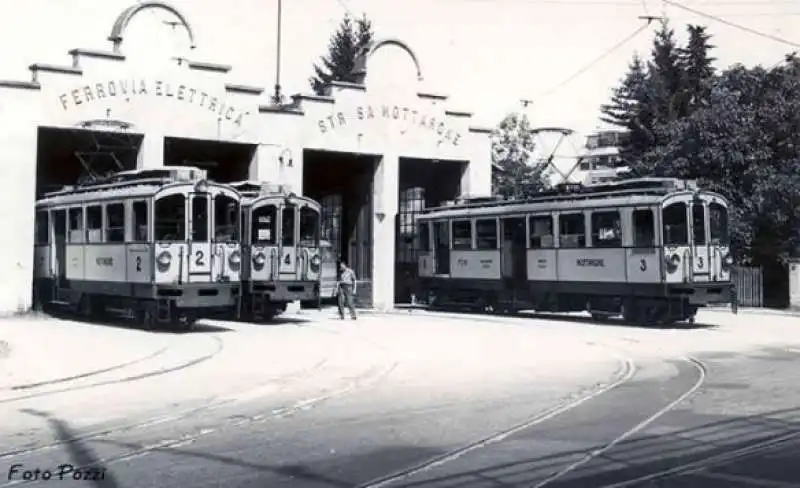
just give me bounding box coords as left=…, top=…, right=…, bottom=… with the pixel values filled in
left=371, top=152, right=399, bottom=311
left=249, top=143, right=280, bottom=182
left=137, top=133, right=164, bottom=169
left=462, top=158, right=492, bottom=197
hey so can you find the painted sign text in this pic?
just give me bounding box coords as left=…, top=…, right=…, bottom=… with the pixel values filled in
left=57, top=79, right=249, bottom=127
left=577, top=258, right=604, bottom=267
left=317, top=105, right=462, bottom=145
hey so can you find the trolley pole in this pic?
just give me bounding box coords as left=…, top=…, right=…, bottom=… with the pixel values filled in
left=272, top=0, right=284, bottom=105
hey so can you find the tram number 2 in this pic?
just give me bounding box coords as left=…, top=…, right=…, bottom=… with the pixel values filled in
left=195, top=250, right=206, bottom=266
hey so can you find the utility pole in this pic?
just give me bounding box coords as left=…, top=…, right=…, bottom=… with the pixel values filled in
left=272, top=0, right=284, bottom=105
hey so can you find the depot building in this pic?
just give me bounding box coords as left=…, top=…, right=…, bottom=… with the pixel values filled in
left=0, top=1, right=492, bottom=314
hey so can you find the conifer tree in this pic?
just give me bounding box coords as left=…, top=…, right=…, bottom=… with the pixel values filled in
left=648, top=20, right=686, bottom=123
left=491, top=113, right=551, bottom=199
left=680, top=24, right=716, bottom=111
left=309, top=14, right=374, bottom=95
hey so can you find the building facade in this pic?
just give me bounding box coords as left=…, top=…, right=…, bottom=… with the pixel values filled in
left=0, top=1, right=492, bottom=314
left=574, top=129, right=629, bottom=185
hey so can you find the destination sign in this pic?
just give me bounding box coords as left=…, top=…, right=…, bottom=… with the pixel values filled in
left=577, top=258, right=605, bottom=267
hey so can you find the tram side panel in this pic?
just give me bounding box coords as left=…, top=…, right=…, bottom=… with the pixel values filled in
left=82, top=242, right=128, bottom=294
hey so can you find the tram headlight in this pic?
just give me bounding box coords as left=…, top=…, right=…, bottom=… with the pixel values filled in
left=228, top=250, right=242, bottom=271
left=156, top=251, right=172, bottom=273
left=665, top=254, right=680, bottom=274
left=253, top=252, right=267, bottom=271
left=310, top=254, right=321, bottom=272
left=722, top=253, right=734, bottom=270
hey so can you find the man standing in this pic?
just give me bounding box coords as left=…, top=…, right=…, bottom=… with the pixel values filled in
left=337, top=261, right=358, bottom=320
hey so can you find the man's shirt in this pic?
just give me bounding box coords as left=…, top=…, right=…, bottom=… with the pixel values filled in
left=339, top=268, right=356, bottom=286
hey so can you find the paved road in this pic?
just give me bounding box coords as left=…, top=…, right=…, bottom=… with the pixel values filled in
left=2, top=310, right=800, bottom=488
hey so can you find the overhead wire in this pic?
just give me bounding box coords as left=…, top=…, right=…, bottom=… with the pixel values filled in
left=663, top=0, right=800, bottom=48
left=532, top=22, right=652, bottom=101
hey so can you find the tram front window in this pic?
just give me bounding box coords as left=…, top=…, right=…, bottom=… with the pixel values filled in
left=154, top=194, right=186, bottom=241
left=710, top=202, right=729, bottom=245
left=252, top=205, right=277, bottom=245
left=214, top=195, right=240, bottom=242
left=299, top=206, right=320, bottom=246
left=191, top=195, right=209, bottom=242
left=662, top=202, right=688, bottom=246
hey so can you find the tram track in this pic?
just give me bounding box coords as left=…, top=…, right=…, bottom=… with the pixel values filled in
left=0, top=334, right=224, bottom=405
left=0, top=357, right=401, bottom=487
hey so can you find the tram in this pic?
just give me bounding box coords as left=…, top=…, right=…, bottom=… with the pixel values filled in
left=231, top=181, right=323, bottom=320
left=414, top=178, right=733, bottom=325
left=33, top=167, right=242, bottom=330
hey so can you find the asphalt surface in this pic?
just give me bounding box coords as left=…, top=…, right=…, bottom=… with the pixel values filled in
left=2, top=310, right=800, bottom=488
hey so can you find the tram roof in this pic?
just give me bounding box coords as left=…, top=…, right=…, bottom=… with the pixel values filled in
left=418, top=178, right=710, bottom=219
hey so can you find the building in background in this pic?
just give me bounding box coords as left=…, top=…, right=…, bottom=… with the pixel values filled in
left=573, top=129, right=629, bottom=185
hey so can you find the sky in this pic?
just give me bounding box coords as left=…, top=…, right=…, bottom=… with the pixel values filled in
left=0, top=0, right=797, bottom=154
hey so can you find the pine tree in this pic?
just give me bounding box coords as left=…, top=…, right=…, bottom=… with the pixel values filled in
left=647, top=20, right=687, bottom=124
left=309, top=14, right=374, bottom=95
left=600, top=53, right=648, bottom=128
left=680, top=24, right=716, bottom=111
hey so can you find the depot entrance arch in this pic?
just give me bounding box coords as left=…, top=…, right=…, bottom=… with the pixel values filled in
left=0, top=1, right=492, bottom=314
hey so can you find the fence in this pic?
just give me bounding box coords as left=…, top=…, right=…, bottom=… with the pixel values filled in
left=733, top=266, right=763, bottom=307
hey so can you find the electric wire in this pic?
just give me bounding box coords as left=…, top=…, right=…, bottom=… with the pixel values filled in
left=664, top=0, right=800, bottom=48
left=534, top=23, right=651, bottom=101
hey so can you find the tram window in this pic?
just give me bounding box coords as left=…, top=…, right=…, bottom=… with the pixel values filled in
left=105, top=203, right=125, bottom=243
left=191, top=196, right=209, bottom=242
left=68, top=208, right=83, bottom=243
left=529, top=215, right=554, bottom=249
left=591, top=211, right=621, bottom=248
left=632, top=209, right=655, bottom=247
left=475, top=219, right=498, bottom=250
left=559, top=213, right=585, bottom=248
left=452, top=220, right=472, bottom=250
left=662, top=202, right=688, bottom=246
left=710, top=202, right=729, bottom=245
left=133, top=201, right=148, bottom=241
left=299, top=206, right=320, bottom=246
left=214, top=195, right=239, bottom=242
left=252, top=205, right=277, bottom=245
left=416, top=222, right=431, bottom=252
left=154, top=195, right=186, bottom=241
left=35, top=211, right=49, bottom=245
left=86, top=205, right=103, bottom=243
left=692, top=203, right=706, bottom=245
left=282, top=204, right=296, bottom=246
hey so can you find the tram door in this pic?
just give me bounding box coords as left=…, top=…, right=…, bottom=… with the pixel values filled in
left=53, top=209, right=67, bottom=286
left=433, top=221, right=450, bottom=275
left=188, top=193, right=212, bottom=282
left=501, top=217, right=527, bottom=283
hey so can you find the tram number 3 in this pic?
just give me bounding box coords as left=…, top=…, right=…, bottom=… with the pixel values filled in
left=195, top=250, right=206, bottom=266
left=697, top=256, right=704, bottom=269
left=639, top=258, right=647, bottom=272
left=135, top=256, right=142, bottom=272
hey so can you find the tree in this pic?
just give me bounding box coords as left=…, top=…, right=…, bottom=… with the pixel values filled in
left=491, top=113, right=551, bottom=199
left=648, top=20, right=687, bottom=124
left=309, top=14, right=374, bottom=95
left=679, top=25, right=716, bottom=112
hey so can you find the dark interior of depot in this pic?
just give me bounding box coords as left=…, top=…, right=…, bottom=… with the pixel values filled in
left=303, top=150, right=465, bottom=305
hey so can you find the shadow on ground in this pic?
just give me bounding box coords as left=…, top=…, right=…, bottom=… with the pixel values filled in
left=47, top=405, right=800, bottom=488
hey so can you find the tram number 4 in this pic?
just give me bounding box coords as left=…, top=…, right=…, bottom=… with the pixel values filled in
left=284, top=253, right=292, bottom=265
left=194, top=250, right=206, bottom=266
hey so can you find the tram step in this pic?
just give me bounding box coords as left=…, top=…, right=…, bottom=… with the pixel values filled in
left=48, top=300, right=71, bottom=307
left=105, top=307, right=134, bottom=318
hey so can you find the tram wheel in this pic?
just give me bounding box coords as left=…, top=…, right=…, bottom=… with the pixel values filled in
left=137, top=301, right=158, bottom=331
